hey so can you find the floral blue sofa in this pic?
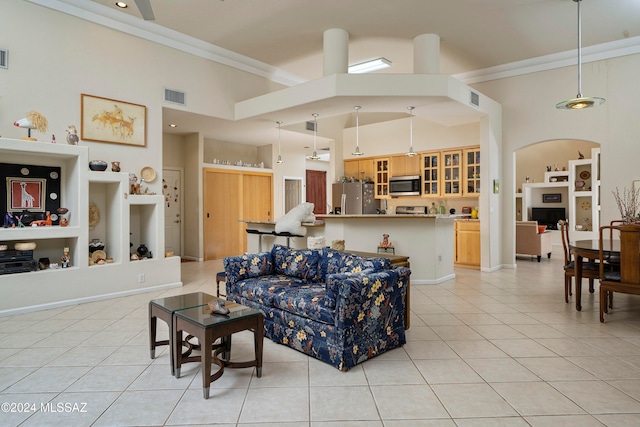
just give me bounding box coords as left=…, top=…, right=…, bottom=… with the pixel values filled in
left=223, top=244, right=411, bottom=371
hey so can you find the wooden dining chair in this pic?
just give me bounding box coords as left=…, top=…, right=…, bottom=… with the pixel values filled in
left=599, top=223, right=640, bottom=322
left=559, top=220, right=600, bottom=303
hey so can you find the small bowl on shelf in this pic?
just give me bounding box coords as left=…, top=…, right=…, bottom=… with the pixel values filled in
left=89, top=160, right=108, bottom=171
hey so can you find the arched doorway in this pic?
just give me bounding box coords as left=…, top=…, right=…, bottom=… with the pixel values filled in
left=514, top=139, right=600, bottom=258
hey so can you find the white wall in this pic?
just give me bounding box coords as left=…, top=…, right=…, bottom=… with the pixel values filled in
left=0, top=1, right=281, bottom=196
left=474, top=54, right=640, bottom=266
left=342, top=117, right=480, bottom=158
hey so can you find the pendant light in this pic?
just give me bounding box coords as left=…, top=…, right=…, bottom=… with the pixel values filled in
left=406, top=106, right=417, bottom=157
left=556, top=0, right=605, bottom=110
left=275, top=121, right=284, bottom=164
left=352, top=106, right=364, bottom=156
left=306, top=113, right=320, bottom=160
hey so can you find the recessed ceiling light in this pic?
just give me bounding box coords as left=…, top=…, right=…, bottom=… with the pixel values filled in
left=115, top=2, right=128, bottom=9
left=169, top=124, right=177, bottom=128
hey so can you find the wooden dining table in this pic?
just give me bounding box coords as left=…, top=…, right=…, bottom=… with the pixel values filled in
left=569, top=239, right=620, bottom=311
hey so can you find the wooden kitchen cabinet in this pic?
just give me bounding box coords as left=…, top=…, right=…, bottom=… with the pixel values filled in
left=454, top=220, right=480, bottom=268
left=390, top=154, right=420, bottom=177
left=344, top=158, right=374, bottom=182
left=374, top=157, right=390, bottom=198
left=464, top=147, right=481, bottom=196
left=420, top=151, right=440, bottom=196
left=442, top=150, right=462, bottom=196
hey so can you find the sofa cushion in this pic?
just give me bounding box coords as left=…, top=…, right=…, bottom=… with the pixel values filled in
left=223, top=252, right=273, bottom=285
left=227, top=274, right=309, bottom=307
left=319, top=248, right=391, bottom=281
left=271, top=244, right=321, bottom=280
left=271, top=283, right=335, bottom=325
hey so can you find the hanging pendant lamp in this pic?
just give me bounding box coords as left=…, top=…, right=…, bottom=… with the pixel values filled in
left=306, top=113, right=320, bottom=160
left=556, top=0, right=605, bottom=110
left=352, top=106, right=364, bottom=156
left=406, top=106, right=417, bottom=157
left=275, top=121, right=284, bottom=164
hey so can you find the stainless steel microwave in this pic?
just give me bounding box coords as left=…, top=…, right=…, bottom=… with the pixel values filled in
left=389, top=175, right=421, bottom=196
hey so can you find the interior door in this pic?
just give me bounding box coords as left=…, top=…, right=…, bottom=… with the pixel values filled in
left=284, top=178, right=302, bottom=213
left=203, top=169, right=243, bottom=260
left=242, top=173, right=273, bottom=251
left=305, top=169, right=326, bottom=214
left=162, top=168, right=182, bottom=257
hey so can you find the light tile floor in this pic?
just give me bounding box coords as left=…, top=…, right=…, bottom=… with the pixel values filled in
left=2, top=254, right=640, bottom=426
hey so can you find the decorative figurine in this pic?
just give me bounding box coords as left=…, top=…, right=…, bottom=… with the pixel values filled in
left=61, top=247, right=70, bottom=268
left=3, top=212, right=16, bottom=228
left=45, top=211, right=52, bottom=226
left=380, top=234, right=393, bottom=248
left=57, top=207, right=69, bottom=227
left=111, top=161, right=121, bottom=172
left=13, top=111, right=48, bottom=141
left=65, top=125, right=79, bottom=145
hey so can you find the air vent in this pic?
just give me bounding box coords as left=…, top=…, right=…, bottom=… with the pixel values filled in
left=163, top=88, right=186, bottom=106
left=470, top=91, right=480, bottom=108
left=0, top=49, right=7, bottom=69
left=306, top=121, right=317, bottom=131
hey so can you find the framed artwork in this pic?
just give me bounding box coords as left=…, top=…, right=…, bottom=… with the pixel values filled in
left=7, top=178, right=46, bottom=212
left=542, top=193, right=562, bottom=203
left=80, top=94, right=146, bottom=146
left=1, top=163, right=62, bottom=225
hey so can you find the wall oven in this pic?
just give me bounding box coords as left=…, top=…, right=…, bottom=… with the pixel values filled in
left=389, top=175, right=421, bottom=197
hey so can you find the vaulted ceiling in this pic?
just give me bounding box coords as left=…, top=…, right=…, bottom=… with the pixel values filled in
left=49, top=0, right=640, bottom=147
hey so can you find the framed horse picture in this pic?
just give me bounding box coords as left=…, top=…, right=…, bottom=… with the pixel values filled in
left=80, top=94, right=147, bottom=147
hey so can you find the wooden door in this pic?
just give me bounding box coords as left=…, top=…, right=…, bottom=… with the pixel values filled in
left=203, top=169, right=243, bottom=260
left=242, top=173, right=273, bottom=251
left=305, top=170, right=326, bottom=214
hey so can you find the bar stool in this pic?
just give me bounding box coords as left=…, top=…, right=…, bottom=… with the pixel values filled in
left=273, top=231, right=303, bottom=248
left=245, top=229, right=273, bottom=252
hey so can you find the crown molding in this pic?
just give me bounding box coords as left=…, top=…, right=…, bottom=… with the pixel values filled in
left=27, top=0, right=307, bottom=87
left=455, top=36, right=640, bottom=84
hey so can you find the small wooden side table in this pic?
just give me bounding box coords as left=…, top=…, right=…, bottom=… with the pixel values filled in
left=173, top=300, right=264, bottom=399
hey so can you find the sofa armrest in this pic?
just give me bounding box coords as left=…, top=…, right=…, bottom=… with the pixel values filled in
left=223, top=251, right=273, bottom=285
left=334, top=267, right=410, bottom=365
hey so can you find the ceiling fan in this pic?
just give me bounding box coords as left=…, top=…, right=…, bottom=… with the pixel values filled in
left=134, top=0, right=155, bottom=20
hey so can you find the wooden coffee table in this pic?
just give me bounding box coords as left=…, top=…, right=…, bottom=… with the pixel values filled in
left=173, top=300, right=264, bottom=399
left=148, top=292, right=215, bottom=375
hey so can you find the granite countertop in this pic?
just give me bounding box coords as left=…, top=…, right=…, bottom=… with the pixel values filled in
left=240, top=220, right=325, bottom=226
left=318, top=214, right=459, bottom=219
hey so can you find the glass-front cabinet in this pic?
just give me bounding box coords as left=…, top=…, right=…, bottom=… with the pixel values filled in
left=442, top=150, right=461, bottom=196
left=421, top=151, right=440, bottom=197
left=374, top=158, right=390, bottom=199
left=464, top=147, right=480, bottom=195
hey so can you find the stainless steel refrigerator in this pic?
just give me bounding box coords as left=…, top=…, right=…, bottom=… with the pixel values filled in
left=332, top=182, right=377, bottom=215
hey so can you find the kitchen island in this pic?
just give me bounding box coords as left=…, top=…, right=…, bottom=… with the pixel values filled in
left=320, top=214, right=456, bottom=284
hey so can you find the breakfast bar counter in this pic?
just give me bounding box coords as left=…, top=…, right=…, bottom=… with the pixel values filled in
left=320, top=215, right=456, bottom=284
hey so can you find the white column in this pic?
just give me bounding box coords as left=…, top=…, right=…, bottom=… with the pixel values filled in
left=323, top=28, right=349, bottom=76
left=413, top=34, right=440, bottom=74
